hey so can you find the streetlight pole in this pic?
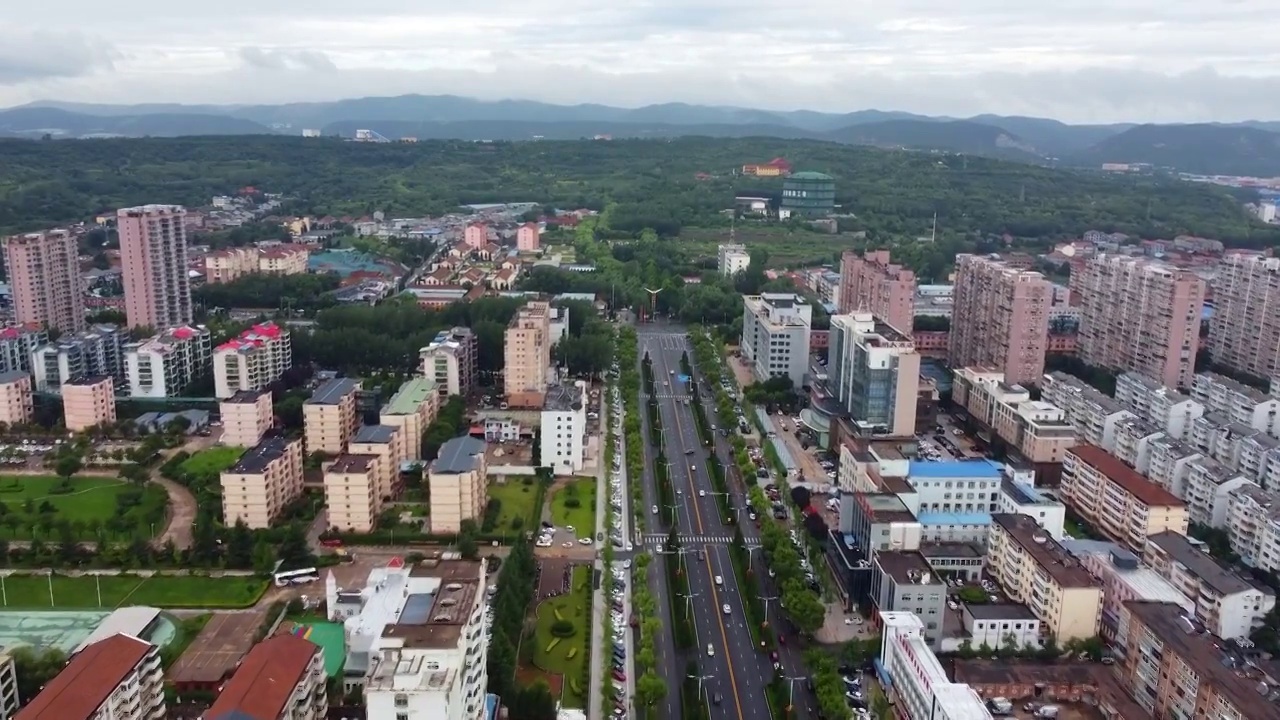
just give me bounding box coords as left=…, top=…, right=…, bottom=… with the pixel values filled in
left=687, top=673, right=715, bottom=708
left=783, top=675, right=807, bottom=708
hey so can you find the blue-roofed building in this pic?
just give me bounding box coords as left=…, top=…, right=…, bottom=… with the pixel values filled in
left=892, top=459, right=1005, bottom=545
left=427, top=436, right=488, bottom=533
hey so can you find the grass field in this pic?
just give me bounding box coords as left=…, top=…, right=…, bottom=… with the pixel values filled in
left=178, top=447, right=245, bottom=475
left=532, top=566, right=592, bottom=708
left=549, top=479, right=596, bottom=536
left=0, top=573, right=269, bottom=609
left=677, top=226, right=849, bottom=267
left=0, top=476, right=168, bottom=540
left=488, top=479, right=541, bottom=532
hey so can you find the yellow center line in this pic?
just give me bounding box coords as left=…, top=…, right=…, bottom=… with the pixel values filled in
left=704, top=547, right=746, bottom=720
left=666, top=351, right=705, bottom=534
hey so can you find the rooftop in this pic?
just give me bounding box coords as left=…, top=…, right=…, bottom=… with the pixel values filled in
left=964, top=603, right=1038, bottom=621
left=918, top=541, right=984, bottom=559
left=1145, top=531, right=1259, bottom=597
left=15, top=633, right=152, bottom=720
left=1068, top=444, right=1184, bottom=507
left=788, top=171, right=834, bottom=180
left=228, top=434, right=297, bottom=475
left=908, top=459, right=1003, bottom=479
left=853, top=492, right=918, bottom=524
left=223, top=388, right=269, bottom=404
left=329, top=453, right=377, bottom=474
left=544, top=382, right=584, bottom=412
left=204, top=634, right=320, bottom=720
left=307, top=377, right=360, bottom=405
left=992, top=513, right=1099, bottom=588
left=0, top=370, right=28, bottom=384
left=1001, top=478, right=1056, bottom=506
left=876, top=550, right=941, bottom=585
left=431, top=436, right=486, bottom=474
left=353, top=424, right=398, bottom=445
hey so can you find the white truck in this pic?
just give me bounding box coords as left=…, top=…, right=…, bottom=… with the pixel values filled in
left=986, top=698, right=1013, bottom=715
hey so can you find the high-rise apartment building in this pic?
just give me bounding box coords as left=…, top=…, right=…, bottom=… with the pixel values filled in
left=837, top=250, right=916, bottom=333
left=61, top=376, right=116, bottom=431
left=30, top=324, right=124, bottom=391
left=948, top=254, right=1051, bottom=387
left=304, top=378, right=361, bottom=454
left=420, top=327, right=477, bottom=397
left=220, top=433, right=304, bottom=529
left=0, top=371, right=34, bottom=426
left=117, top=205, right=192, bottom=329
left=1073, top=255, right=1204, bottom=389
left=0, top=324, right=47, bottom=375
left=827, top=313, right=920, bottom=436
left=203, top=634, right=328, bottom=720
left=504, top=300, right=552, bottom=408
left=1, top=229, right=84, bottom=333
left=1207, top=254, right=1280, bottom=379
left=541, top=381, right=587, bottom=474
left=717, top=243, right=751, bottom=276
left=213, top=322, right=292, bottom=399
left=15, top=633, right=164, bottom=720
left=380, top=377, right=439, bottom=462
left=123, top=325, right=212, bottom=398
left=741, top=293, right=812, bottom=387
left=428, top=436, right=488, bottom=533
left=219, top=389, right=274, bottom=448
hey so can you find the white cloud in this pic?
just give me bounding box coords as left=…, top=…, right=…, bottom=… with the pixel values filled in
left=2, top=0, right=1279, bottom=123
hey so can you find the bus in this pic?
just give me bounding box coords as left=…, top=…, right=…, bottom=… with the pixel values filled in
left=273, top=567, right=320, bottom=587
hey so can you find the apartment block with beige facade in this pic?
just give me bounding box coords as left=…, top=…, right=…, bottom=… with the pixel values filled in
left=220, top=433, right=304, bottom=529
left=118, top=204, right=193, bottom=330
left=213, top=321, right=292, bottom=399
left=219, top=389, right=275, bottom=448
left=428, top=436, right=487, bottom=533
left=1, top=228, right=85, bottom=334
left=379, top=377, right=438, bottom=462
left=1060, top=444, right=1189, bottom=553
left=61, top=376, right=116, bottom=431
left=1207, top=253, right=1280, bottom=380
left=324, top=453, right=381, bottom=532
left=1072, top=254, right=1205, bottom=389
left=951, top=367, right=1078, bottom=464
left=420, top=326, right=477, bottom=396
left=837, top=250, right=917, bottom=333
left=988, top=513, right=1103, bottom=642
left=504, top=300, right=552, bottom=408
left=203, top=246, right=259, bottom=283
left=0, top=371, right=34, bottom=426
left=348, top=424, right=404, bottom=505
left=303, top=378, right=361, bottom=454
left=948, top=254, right=1050, bottom=387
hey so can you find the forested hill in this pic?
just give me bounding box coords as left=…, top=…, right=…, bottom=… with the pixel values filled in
left=0, top=135, right=1275, bottom=247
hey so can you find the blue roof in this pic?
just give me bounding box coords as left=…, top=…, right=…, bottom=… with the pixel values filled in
left=916, top=512, right=992, bottom=526
left=908, top=459, right=1003, bottom=479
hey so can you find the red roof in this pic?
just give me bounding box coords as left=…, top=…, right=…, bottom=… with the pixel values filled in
left=171, top=326, right=198, bottom=340
left=204, top=634, right=320, bottom=720
left=387, top=556, right=405, bottom=569
left=250, top=322, right=282, bottom=338
left=1068, top=445, right=1185, bottom=507
left=16, top=634, right=152, bottom=720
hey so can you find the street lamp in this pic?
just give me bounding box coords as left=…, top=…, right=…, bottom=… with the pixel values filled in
left=782, top=675, right=807, bottom=712
left=687, top=673, right=715, bottom=707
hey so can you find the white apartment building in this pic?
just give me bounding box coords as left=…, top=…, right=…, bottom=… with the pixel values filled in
left=326, top=556, right=489, bottom=720
left=15, top=633, right=164, bottom=720
left=1139, top=434, right=1202, bottom=494
left=741, top=293, right=812, bottom=387
left=219, top=388, right=274, bottom=448
left=540, top=381, right=586, bottom=474
left=203, top=634, right=328, bottom=720
left=1110, top=417, right=1162, bottom=469
left=1225, top=485, right=1280, bottom=572
left=1143, top=530, right=1276, bottom=640
left=1235, top=433, right=1280, bottom=488
left=1115, top=371, right=1204, bottom=441
left=997, top=476, right=1066, bottom=539
left=878, top=612, right=993, bottom=720
left=213, top=321, right=292, bottom=399
left=30, top=324, right=123, bottom=391
left=1179, top=456, right=1253, bottom=528
left=1040, top=371, right=1134, bottom=450
left=0, top=649, right=17, bottom=720
left=718, top=243, right=751, bottom=276
left=420, top=327, right=477, bottom=397
left=123, top=325, right=212, bottom=398
left=1191, top=372, right=1280, bottom=437
left=0, top=325, right=47, bottom=375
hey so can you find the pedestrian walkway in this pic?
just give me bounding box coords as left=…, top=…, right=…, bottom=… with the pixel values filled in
left=640, top=334, right=689, bottom=351
left=641, top=533, right=760, bottom=547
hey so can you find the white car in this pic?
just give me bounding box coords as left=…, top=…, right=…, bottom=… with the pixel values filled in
left=579, top=538, right=592, bottom=545
left=706, top=644, right=715, bottom=657
left=714, top=575, right=723, bottom=586
left=698, top=490, right=706, bottom=497
left=651, top=505, right=658, bottom=514
left=622, top=560, right=632, bottom=569
left=566, top=525, right=575, bottom=533
left=722, top=604, right=731, bottom=615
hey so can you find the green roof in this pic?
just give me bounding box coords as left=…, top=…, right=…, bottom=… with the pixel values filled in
left=789, top=171, right=834, bottom=180
left=382, top=377, right=438, bottom=414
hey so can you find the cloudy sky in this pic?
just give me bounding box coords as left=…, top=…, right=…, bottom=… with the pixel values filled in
left=2, top=0, right=1278, bottom=123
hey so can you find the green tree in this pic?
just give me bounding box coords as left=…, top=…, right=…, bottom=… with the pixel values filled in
left=10, top=646, right=68, bottom=702
left=54, top=454, right=82, bottom=480
left=635, top=670, right=667, bottom=707
left=252, top=537, right=277, bottom=575
left=225, top=520, right=254, bottom=569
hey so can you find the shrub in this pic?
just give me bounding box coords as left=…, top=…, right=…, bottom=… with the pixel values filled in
left=564, top=497, right=581, bottom=509
left=551, top=620, right=576, bottom=638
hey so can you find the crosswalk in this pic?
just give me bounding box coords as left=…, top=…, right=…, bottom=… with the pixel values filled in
left=641, top=533, right=760, bottom=547
left=641, top=334, right=690, bottom=351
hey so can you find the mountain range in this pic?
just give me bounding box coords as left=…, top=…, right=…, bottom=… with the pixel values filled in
left=4, top=95, right=1280, bottom=176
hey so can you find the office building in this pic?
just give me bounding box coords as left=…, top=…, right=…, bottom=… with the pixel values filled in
left=325, top=453, right=382, bottom=533
left=380, top=377, right=439, bottom=462
left=1073, top=255, right=1204, bottom=389
left=988, top=514, right=1103, bottom=641
left=348, top=424, right=405, bottom=505
left=428, top=436, right=488, bottom=533
left=1, top=229, right=84, bottom=333
left=1143, top=530, right=1275, bottom=641
left=877, top=612, right=993, bottom=720
left=516, top=222, right=541, bottom=251
left=219, top=434, right=304, bottom=529
left=213, top=322, right=292, bottom=399
left=123, top=325, right=211, bottom=398
left=827, top=313, right=920, bottom=436
left=1114, top=371, right=1204, bottom=441
left=0, top=371, right=33, bottom=426
left=0, top=324, right=47, bottom=375
left=871, top=552, right=947, bottom=647
left=204, top=633, right=327, bottom=720
left=950, top=367, right=1078, bottom=465
left=219, top=389, right=274, bottom=448
left=304, top=378, right=362, bottom=454
left=420, top=327, right=478, bottom=397
left=741, top=293, right=812, bottom=387
left=504, top=300, right=552, bottom=408
left=1207, top=253, right=1280, bottom=379
left=997, top=476, right=1066, bottom=539
left=778, top=171, right=835, bottom=219
left=717, top=243, right=750, bottom=276
left=15, top=633, right=164, bottom=720
left=842, top=492, right=922, bottom=552
left=837, top=250, right=916, bottom=333
left=903, top=460, right=1003, bottom=545
left=948, top=255, right=1050, bottom=387
left=1060, top=445, right=1188, bottom=553
left=61, top=376, right=116, bottom=431
left=541, top=381, right=587, bottom=474
left=30, top=324, right=123, bottom=391
left=117, top=204, right=192, bottom=329
left=1191, top=371, right=1280, bottom=437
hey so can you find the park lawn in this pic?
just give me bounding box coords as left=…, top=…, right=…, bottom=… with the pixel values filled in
left=677, top=226, right=852, bottom=267
left=487, top=479, right=541, bottom=533
left=0, top=476, right=167, bottom=541
left=550, top=479, right=596, bottom=536
left=179, top=447, right=245, bottom=474
left=123, top=575, right=269, bottom=608
left=0, top=574, right=269, bottom=609
left=532, top=566, right=592, bottom=708
left=0, top=476, right=132, bottom=524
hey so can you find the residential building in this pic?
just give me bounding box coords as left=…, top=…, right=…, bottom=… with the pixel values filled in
left=1060, top=445, right=1188, bottom=552
left=30, top=324, right=123, bottom=391
left=837, top=250, right=916, bottom=333
left=326, top=557, right=488, bottom=720
left=348, top=425, right=405, bottom=505
left=950, top=367, right=1078, bottom=465
left=504, top=300, right=552, bottom=408
left=325, top=453, right=381, bottom=533
left=1143, top=530, right=1275, bottom=641
left=380, top=377, right=439, bottom=462
left=1179, top=457, right=1252, bottom=528
left=219, top=389, right=274, bottom=448
left=204, top=633, right=327, bottom=720
left=257, top=245, right=309, bottom=275
left=1110, top=416, right=1162, bottom=468
left=541, top=381, right=587, bottom=474
left=871, top=551, right=948, bottom=647
left=463, top=222, right=487, bottom=249
left=1225, top=485, right=1280, bottom=572
left=428, top=436, right=487, bottom=533
left=123, top=325, right=212, bottom=398
left=903, top=460, right=1003, bottom=545
left=203, top=246, right=259, bottom=283
left=1114, top=371, right=1204, bottom=440
left=1140, top=434, right=1202, bottom=494
left=987, top=513, right=1103, bottom=641
left=948, top=255, right=1050, bottom=387
left=219, top=433, right=304, bottom=529
left=827, top=313, right=920, bottom=437
left=118, top=204, right=192, bottom=329
left=1234, top=432, right=1280, bottom=487
left=741, top=293, right=812, bottom=387
left=1040, top=372, right=1134, bottom=450
left=1073, top=255, right=1204, bottom=388
left=14, top=633, right=164, bottom=720
left=1206, top=253, right=1280, bottom=379
left=1067, top=543, right=1192, bottom=644
left=1116, top=601, right=1280, bottom=719
left=0, top=371, right=33, bottom=426
left=420, top=327, right=477, bottom=397
left=778, top=171, right=835, bottom=219
left=61, top=376, right=116, bottom=431
left=841, top=492, right=922, bottom=552
left=0, top=324, right=47, bottom=375
left=1, top=229, right=84, bottom=333
left=998, top=476, right=1066, bottom=539
left=960, top=604, right=1043, bottom=650
left=516, top=222, right=541, bottom=251
left=1191, top=371, right=1280, bottom=436
left=877, top=612, right=992, bottom=720
left=304, top=378, right=362, bottom=454
left=213, top=322, right=292, bottom=399
left=717, top=243, right=750, bottom=276
left=0, top=649, right=16, bottom=720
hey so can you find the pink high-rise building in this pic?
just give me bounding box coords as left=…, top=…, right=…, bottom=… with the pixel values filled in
left=516, top=222, right=541, bottom=251
left=464, top=222, right=488, bottom=249
left=118, top=205, right=192, bottom=330
left=1073, top=255, right=1205, bottom=389
left=948, top=254, right=1050, bottom=387
left=1, top=229, right=85, bottom=333
left=837, top=250, right=916, bottom=333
